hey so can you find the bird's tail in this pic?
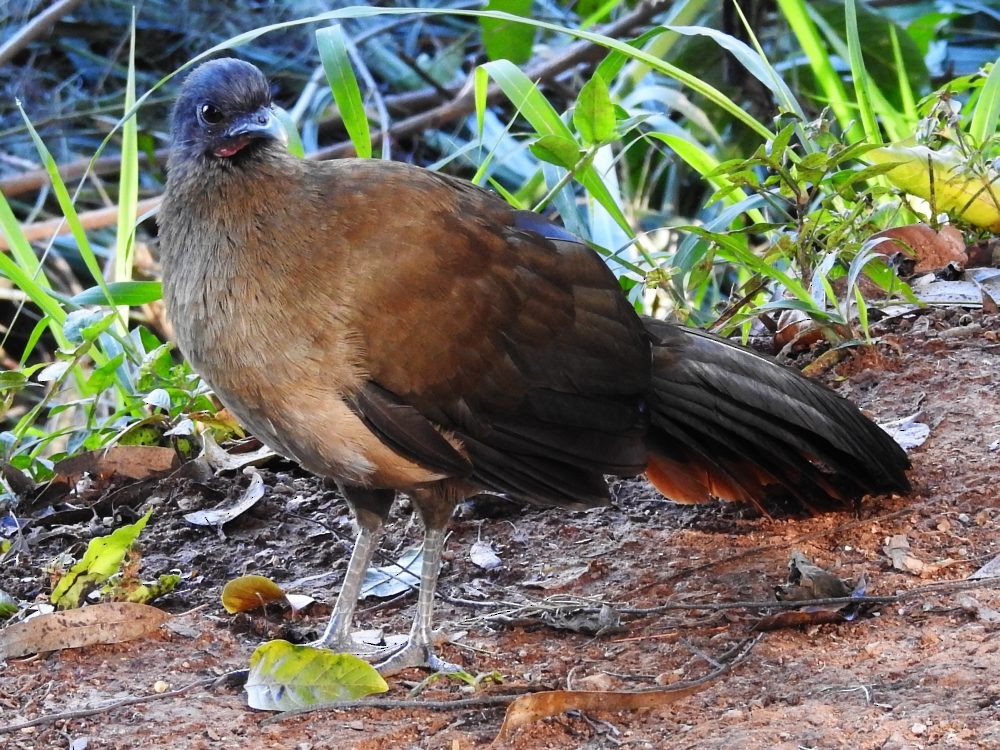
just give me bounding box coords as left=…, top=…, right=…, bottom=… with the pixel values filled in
left=641, top=318, right=910, bottom=514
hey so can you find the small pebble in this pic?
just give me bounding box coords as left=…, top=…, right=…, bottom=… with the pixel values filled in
left=152, top=680, right=170, bottom=693
left=911, top=721, right=928, bottom=735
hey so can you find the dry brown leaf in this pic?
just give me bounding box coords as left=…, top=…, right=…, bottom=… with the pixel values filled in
left=494, top=683, right=708, bottom=743
left=0, top=602, right=170, bottom=659
left=869, top=224, right=967, bottom=273
left=54, top=445, right=180, bottom=483
left=883, top=534, right=958, bottom=577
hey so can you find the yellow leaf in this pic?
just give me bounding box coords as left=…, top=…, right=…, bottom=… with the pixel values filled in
left=867, top=145, right=1000, bottom=231
left=221, top=574, right=288, bottom=614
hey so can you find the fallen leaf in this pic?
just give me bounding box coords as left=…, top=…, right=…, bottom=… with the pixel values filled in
left=470, top=540, right=502, bottom=570
left=0, top=602, right=170, bottom=659
left=222, top=575, right=289, bottom=613
left=909, top=275, right=984, bottom=306
left=183, top=467, right=265, bottom=527
left=50, top=509, right=154, bottom=609
left=869, top=224, right=967, bottom=273
left=760, top=552, right=868, bottom=630
left=969, top=554, right=1000, bottom=580
left=879, top=414, right=931, bottom=452
left=54, top=446, right=180, bottom=483
left=883, top=534, right=926, bottom=574
left=245, top=640, right=387, bottom=711
left=360, top=548, right=421, bottom=600
left=883, top=535, right=958, bottom=577
left=496, top=683, right=710, bottom=742
left=202, top=431, right=277, bottom=473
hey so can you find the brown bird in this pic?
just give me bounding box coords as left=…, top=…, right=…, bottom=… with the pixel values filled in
left=159, top=59, right=910, bottom=673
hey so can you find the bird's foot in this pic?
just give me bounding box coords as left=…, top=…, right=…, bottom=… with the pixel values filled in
left=306, top=629, right=399, bottom=658
left=375, top=638, right=463, bottom=676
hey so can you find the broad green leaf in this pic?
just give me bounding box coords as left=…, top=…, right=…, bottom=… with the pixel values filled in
left=50, top=509, right=154, bottom=609
left=71, top=281, right=163, bottom=307
left=970, top=58, right=1000, bottom=145
left=573, top=75, right=615, bottom=145
left=317, top=24, right=371, bottom=159
left=530, top=135, right=583, bottom=169
left=246, top=640, right=388, bottom=711
left=480, top=0, right=535, bottom=64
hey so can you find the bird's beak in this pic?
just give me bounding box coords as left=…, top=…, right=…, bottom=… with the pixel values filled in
left=212, top=107, right=288, bottom=158
left=225, top=106, right=288, bottom=144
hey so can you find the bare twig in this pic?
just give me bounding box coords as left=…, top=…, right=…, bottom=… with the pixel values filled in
left=0, top=197, right=162, bottom=250
left=0, top=676, right=217, bottom=735
left=0, top=0, right=87, bottom=68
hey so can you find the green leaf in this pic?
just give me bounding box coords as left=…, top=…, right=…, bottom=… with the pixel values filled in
left=480, top=0, right=535, bottom=64
left=970, top=57, right=1000, bottom=145
left=71, top=281, right=163, bottom=308
left=50, top=509, right=154, bottom=609
left=0, top=589, right=18, bottom=618
left=83, top=354, right=125, bottom=396
left=573, top=75, right=615, bottom=145
left=246, top=640, right=388, bottom=711
left=529, top=135, right=583, bottom=169
left=317, top=24, right=371, bottom=159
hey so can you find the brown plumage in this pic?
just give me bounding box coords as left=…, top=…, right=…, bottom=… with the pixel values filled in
left=159, top=59, right=910, bottom=673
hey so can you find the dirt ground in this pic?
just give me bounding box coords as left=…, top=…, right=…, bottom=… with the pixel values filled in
left=2, top=306, right=999, bottom=750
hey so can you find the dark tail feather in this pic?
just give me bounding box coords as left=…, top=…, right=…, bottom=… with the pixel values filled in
left=642, top=319, right=910, bottom=514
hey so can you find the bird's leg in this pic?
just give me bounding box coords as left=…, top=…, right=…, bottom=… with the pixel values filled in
left=311, top=486, right=394, bottom=653
left=376, top=486, right=464, bottom=675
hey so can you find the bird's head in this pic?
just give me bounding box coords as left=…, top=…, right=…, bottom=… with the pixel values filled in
left=169, top=58, right=287, bottom=164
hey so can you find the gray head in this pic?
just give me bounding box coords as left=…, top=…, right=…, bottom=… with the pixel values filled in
left=169, top=58, right=286, bottom=164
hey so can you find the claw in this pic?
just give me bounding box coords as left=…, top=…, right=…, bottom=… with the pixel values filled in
left=376, top=639, right=463, bottom=675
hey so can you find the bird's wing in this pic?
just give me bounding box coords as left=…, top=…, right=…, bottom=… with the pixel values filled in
left=317, top=160, right=650, bottom=505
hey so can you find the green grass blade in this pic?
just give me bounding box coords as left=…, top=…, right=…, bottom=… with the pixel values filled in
left=775, top=0, right=855, bottom=135
left=970, top=57, right=1000, bottom=145
left=317, top=24, right=372, bottom=159
left=888, top=25, right=917, bottom=124
left=844, top=0, right=881, bottom=145
left=115, top=12, right=140, bottom=331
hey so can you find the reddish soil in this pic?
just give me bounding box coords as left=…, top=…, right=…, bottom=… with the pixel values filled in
left=3, top=307, right=999, bottom=749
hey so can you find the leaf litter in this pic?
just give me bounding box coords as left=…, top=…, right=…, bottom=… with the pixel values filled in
left=3, top=310, right=1000, bottom=748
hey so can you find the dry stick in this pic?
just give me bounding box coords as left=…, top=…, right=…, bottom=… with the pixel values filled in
left=0, top=676, right=217, bottom=735
left=262, top=634, right=761, bottom=726
left=0, top=0, right=87, bottom=68
left=0, top=197, right=162, bottom=250
left=622, top=574, right=1000, bottom=616
left=0, top=0, right=665, bottom=199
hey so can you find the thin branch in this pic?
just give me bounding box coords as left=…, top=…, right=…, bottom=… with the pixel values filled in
left=0, top=0, right=87, bottom=68
left=0, top=676, right=217, bottom=735
left=0, top=197, right=162, bottom=250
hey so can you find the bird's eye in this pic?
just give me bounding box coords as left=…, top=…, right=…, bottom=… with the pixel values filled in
left=198, top=103, right=224, bottom=126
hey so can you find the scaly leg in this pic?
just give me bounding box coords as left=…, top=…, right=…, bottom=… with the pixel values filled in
left=376, top=524, right=461, bottom=674
left=311, top=486, right=393, bottom=652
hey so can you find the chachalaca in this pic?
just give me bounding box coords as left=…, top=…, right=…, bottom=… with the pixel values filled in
left=159, top=59, right=910, bottom=674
